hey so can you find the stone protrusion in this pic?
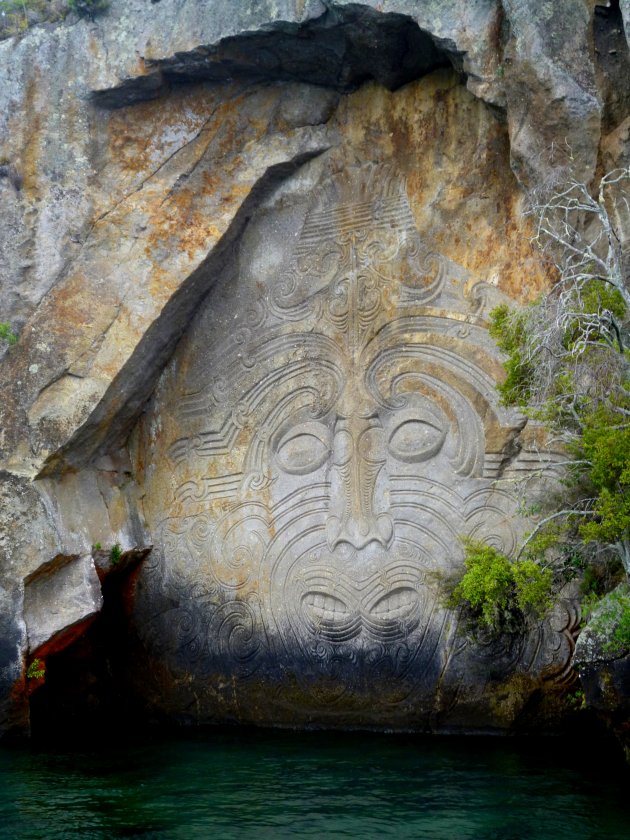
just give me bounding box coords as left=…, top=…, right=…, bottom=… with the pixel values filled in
left=23, top=554, right=103, bottom=655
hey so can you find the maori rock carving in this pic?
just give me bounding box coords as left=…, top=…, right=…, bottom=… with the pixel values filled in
left=137, top=163, right=577, bottom=726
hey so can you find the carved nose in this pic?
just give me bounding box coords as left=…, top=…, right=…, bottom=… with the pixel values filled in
left=326, top=415, right=393, bottom=551
left=327, top=511, right=393, bottom=551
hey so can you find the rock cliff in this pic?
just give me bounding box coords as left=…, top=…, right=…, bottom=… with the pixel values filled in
left=0, top=0, right=629, bottom=738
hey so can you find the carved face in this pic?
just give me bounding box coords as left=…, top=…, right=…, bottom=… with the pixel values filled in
left=137, top=165, right=570, bottom=720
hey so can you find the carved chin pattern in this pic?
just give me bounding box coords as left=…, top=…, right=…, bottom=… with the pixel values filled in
left=145, top=473, right=522, bottom=705
left=267, top=518, right=443, bottom=681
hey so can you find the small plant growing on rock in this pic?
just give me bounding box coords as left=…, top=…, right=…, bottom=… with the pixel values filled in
left=26, top=658, right=45, bottom=680
left=0, top=0, right=48, bottom=37
left=109, top=542, right=122, bottom=565
left=92, top=542, right=102, bottom=551
left=0, top=0, right=108, bottom=40
left=0, top=322, right=17, bottom=345
left=566, top=688, right=587, bottom=711
left=447, top=538, right=553, bottom=635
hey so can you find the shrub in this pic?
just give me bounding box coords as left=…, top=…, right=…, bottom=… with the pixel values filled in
left=447, top=539, right=553, bottom=635
left=0, top=322, right=17, bottom=345
left=489, top=304, right=533, bottom=407
left=455, top=170, right=630, bottom=642
left=26, top=658, right=45, bottom=680
left=109, top=542, right=122, bottom=564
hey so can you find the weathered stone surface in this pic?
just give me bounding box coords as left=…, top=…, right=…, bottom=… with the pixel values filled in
left=594, top=2, right=630, bottom=136
left=501, top=0, right=602, bottom=186
left=0, top=0, right=617, bottom=483
left=23, top=554, right=102, bottom=654
left=0, top=0, right=628, bottom=737
left=621, top=0, right=630, bottom=46
left=0, top=582, right=25, bottom=735
left=574, top=590, right=630, bottom=761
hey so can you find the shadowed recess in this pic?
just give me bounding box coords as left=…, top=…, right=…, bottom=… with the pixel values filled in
left=91, top=3, right=452, bottom=107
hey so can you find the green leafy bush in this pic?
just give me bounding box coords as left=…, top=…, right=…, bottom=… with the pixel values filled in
left=109, top=542, right=122, bottom=564
left=489, top=304, right=533, bottom=407
left=0, top=322, right=17, bottom=345
left=448, top=539, right=553, bottom=634
left=566, top=688, right=586, bottom=711
left=26, top=658, right=45, bottom=680
left=458, top=171, right=630, bottom=643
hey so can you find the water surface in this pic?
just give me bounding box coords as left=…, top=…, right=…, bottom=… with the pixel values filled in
left=1, top=729, right=628, bottom=839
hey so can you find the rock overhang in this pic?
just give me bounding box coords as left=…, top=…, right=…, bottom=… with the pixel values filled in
left=90, top=3, right=454, bottom=108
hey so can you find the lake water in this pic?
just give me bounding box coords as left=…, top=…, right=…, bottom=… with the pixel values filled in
left=0, top=729, right=628, bottom=839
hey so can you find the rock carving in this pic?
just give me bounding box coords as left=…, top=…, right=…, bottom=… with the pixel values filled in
left=136, top=163, right=579, bottom=726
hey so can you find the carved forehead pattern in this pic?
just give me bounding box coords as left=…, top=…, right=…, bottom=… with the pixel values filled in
left=169, top=164, right=519, bottom=473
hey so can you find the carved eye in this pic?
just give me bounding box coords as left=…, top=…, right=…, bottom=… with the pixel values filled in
left=388, top=418, right=446, bottom=463
left=274, top=422, right=331, bottom=474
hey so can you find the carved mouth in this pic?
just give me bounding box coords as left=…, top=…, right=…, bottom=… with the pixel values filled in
left=296, top=561, right=426, bottom=644
left=300, top=585, right=421, bottom=643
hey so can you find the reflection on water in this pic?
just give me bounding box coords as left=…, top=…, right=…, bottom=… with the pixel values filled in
left=0, top=730, right=629, bottom=839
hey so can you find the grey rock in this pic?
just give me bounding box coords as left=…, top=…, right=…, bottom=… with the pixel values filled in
left=127, top=136, right=579, bottom=730
left=621, top=0, right=630, bottom=48
left=502, top=0, right=601, bottom=186
left=574, top=586, right=630, bottom=761
left=0, top=583, right=26, bottom=735
left=23, top=554, right=102, bottom=654
left=89, top=3, right=450, bottom=107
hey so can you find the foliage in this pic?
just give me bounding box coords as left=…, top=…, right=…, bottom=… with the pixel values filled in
left=454, top=169, right=630, bottom=639
left=26, top=658, right=45, bottom=680
left=483, top=169, right=630, bottom=582
left=586, top=584, right=630, bottom=657
left=489, top=305, right=533, bottom=407
left=92, top=542, right=102, bottom=551
left=0, top=1, right=51, bottom=37
left=566, top=688, right=586, bottom=711
left=0, top=322, right=17, bottom=345
left=109, top=542, right=122, bottom=564
left=448, top=539, right=553, bottom=634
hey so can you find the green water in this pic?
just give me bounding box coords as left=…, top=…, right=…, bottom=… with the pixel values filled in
left=0, top=730, right=629, bottom=839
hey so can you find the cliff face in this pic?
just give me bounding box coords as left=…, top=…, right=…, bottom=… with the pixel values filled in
left=0, top=0, right=629, bottom=737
